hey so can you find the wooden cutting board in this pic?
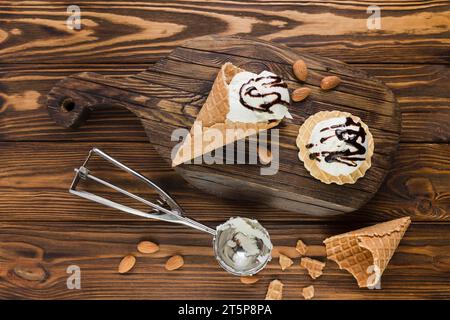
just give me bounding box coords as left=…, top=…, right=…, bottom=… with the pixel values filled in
left=47, top=35, right=400, bottom=216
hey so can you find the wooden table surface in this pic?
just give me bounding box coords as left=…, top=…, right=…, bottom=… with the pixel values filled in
left=0, top=0, right=449, bottom=300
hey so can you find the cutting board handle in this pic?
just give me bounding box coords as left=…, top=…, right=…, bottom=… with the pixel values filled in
left=47, top=72, right=149, bottom=129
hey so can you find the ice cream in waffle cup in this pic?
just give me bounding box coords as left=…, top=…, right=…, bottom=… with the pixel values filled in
left=296, top=110, right=374, bottom=184
left=172, top=62, right=292, bottom=166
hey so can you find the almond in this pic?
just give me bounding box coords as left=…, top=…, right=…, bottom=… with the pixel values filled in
left=165, top=255, right=184, bottom=271
left=293, top=59, right=308, bottom=81
left=320, top=76, right=341, bottom=90
left=257, top=146, right=272, bottom=165
left=118, top=254, right=136, bottom=274
left=137, top=241, right=159, bottom=254
left=292, top=87, right=311, bottom=102
left=240, top=275, right=260, bottom=284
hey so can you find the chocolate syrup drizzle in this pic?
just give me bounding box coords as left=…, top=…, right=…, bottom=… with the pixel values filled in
left=306, top=117, right=367, bottom=167
left=239, top=75, right=289, bottom=113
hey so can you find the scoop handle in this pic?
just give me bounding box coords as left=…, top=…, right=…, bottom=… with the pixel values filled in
left=70, top=148, right=217, bottom=236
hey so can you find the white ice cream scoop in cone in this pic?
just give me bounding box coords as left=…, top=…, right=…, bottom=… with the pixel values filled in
left=70, top=148, right=272, bottom=276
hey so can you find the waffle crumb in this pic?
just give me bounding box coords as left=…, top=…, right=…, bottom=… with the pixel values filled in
left=279, top=253, right=294, bottom=271
left=265, top=279, right=284, bottom=300
left=295, top=239, right=308, bottom=256
left=302, top=285, right=315, bottom=300
left=300, top=257, right=325, bottom=279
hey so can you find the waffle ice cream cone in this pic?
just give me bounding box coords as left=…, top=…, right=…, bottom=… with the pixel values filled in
left=172, top=63, right=282, bottom=166
left=324, top=217, right=411, bottom=288
left=296, top=110, right=374, bottom=184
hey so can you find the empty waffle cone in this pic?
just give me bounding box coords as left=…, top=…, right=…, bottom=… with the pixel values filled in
left=172, top=62, right=280, bottom=166
left=324, top=217, right=411, bottom=288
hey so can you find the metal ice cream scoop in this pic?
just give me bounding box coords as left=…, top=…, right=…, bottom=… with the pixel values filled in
left=70, top=148, right=272, bottom=276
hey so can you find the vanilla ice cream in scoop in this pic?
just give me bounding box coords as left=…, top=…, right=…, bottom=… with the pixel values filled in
left=227, top=70, right=292, bottom=123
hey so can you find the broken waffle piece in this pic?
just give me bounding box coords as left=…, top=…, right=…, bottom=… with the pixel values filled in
left=265, top=279, right=284, bottom=300
left=279, top=253, right=293, bottom=271
left=302, top=285, right=315, bottom=300
left=324, top=217, right=411, bottom=288
left=300, top=257, right=325, bottom=279
left=295, top=239, right=308, bottom=256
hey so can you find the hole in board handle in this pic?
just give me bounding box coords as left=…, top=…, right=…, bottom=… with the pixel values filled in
left=60, top=98, right=75, bottom=112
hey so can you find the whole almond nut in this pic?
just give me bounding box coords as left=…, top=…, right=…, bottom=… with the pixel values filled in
left=292, top=87, right=311, bottom=102
left=137, top=241, right=159, bottom=254
left=293, top=59, right=308, bottom=81
left=118, top=254, right=136, bottom=274
left=258, top=146, right=272, bottom=165
left=321, top=76, right=341, bottom=90
left=240, top=275, right=260, bottom=285
left=165, top=255, right=184, bottom=271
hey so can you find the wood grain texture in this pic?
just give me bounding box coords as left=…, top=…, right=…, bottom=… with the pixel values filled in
left=0, top=0, right=449, bottom=64
left=0, top=221, right=449, bottom=299
left=0, top=142, right=448, bottom=222
left=1, top=63, right=448, bottom=142
left=0, top=64, right=148, bottom=142
left=46, top=36, right=400, bottom=215
left=1, top=0, right=449, bottom=300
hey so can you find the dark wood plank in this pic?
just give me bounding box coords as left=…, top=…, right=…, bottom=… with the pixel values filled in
left=1, top=63, right=447, bottom=142
left=0, top=64, right=148, bottom=142
left=355, top=63, right=450, bottom=143
left=1, top=0, right=448, bottom=302
left=0, top=142, right=448, bottom=222
left=139, top=67, right=397, bottom=117
left=0, top=221, right=448, bottom=299
left=0, top=0, right=449, bottom=64
left=44, top=37, right=400, bottom=215
left=159, top=48, right=397, bottom=102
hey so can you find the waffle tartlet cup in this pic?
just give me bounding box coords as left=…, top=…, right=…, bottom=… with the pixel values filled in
left=296, top=110, right=374, bottom=184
